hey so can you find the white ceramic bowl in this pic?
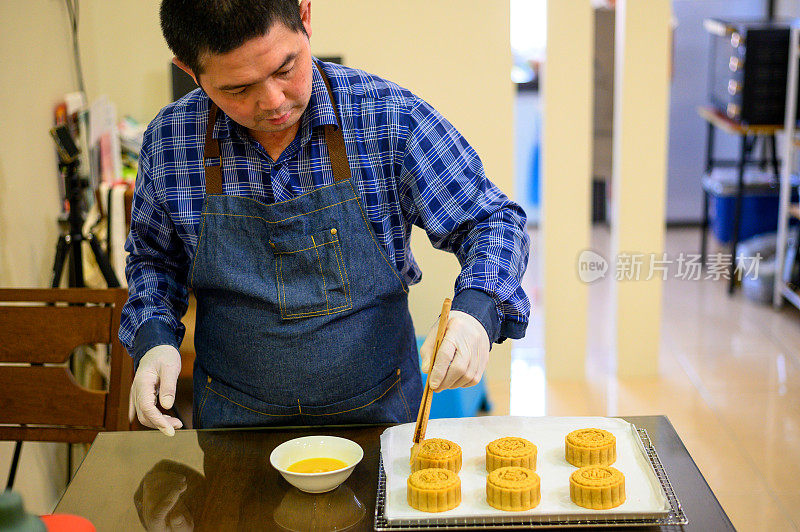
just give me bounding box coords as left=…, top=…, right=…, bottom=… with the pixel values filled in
left=270, top=435, right=364, bottom=493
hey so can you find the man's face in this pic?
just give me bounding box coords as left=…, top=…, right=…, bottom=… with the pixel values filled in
left=195, top=21, right=313, bottom=139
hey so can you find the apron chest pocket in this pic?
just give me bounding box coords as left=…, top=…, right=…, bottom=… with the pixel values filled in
left=271, top=228, right=352, bottom=319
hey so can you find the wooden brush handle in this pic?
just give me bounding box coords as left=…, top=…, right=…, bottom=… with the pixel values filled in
left=412, top=298, right=452, bottom=445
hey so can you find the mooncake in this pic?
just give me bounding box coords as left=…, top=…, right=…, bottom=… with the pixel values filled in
left=569, top=466, right=626, bottom=510
left=411, top=438, right=462, bottom=473
left=486, top=466, right=541, bottom=511
left=565, top=428, right=616, bottom=467
left=407, top=468, right=461, bottom=512
left=486, top=436, right=537, bottom=472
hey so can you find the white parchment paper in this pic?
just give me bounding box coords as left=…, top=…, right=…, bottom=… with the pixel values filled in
left=379, top=416, right=669, bottom=523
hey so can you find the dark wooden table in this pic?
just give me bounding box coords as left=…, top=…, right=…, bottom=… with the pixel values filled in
left=54, top=415, right=733, bottom=531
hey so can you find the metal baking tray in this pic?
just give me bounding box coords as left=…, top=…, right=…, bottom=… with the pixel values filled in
left=374, top=427, right=688, bottom=530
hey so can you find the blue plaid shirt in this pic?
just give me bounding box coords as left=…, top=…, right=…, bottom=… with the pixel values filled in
left=121, top=60, right=530, bottom=363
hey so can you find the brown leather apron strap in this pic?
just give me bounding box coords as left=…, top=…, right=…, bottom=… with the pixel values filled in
left=204, top=103, right=223, bottom=195
left=318, top=67, right=352, bottom=183
left=201, top=63, right=352, bottom=195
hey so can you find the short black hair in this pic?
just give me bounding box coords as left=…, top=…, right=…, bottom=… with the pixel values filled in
left=160, top=0, right=306, bottom=75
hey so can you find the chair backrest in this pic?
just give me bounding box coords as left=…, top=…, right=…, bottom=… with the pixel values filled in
left=0, top=288, right=132, bottom=443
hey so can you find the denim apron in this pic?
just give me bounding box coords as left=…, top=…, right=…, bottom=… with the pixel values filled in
left=190, top=68, right=422, bottom=428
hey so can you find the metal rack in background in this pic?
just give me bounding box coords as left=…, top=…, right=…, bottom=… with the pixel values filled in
left=774, top=23, right=800, bottom=311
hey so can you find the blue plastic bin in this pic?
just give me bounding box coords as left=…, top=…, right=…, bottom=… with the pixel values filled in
left=710, top=193, right=779, bottom=244
left=703, top=173, right=800, bottom=244
left=416, top=338, right=491, bottom=418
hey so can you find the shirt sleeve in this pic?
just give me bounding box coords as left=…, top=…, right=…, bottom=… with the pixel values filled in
left=119, top=125, right=191, bottom=367
left=398, top=97, right=530, bottom=344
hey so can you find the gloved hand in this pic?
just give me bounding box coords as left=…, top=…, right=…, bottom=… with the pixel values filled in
left=419, top=310, right=490, bottom=391
left=129, top=345, right=183, bottom=436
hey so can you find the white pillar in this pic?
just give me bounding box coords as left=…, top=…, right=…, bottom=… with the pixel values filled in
left=542, top=0, right=593, bottom=379
left=610, top=0, right=672, bottom=377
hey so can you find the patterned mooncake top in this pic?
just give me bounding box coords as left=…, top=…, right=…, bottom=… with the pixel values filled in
left=487, top=466, right=540, bottom=489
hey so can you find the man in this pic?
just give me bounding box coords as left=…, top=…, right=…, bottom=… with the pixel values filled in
left=122, top=0, right=530, bottom=435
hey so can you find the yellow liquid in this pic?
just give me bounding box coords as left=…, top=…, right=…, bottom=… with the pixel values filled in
left=287, top=457, right=348, bottom=473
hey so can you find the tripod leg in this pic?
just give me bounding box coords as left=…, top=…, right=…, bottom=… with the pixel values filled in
left=6, top=441, right=22, bottom=490
left=51, top=235, right=70, bottom=288
left=87, top=233, right=120, bottom=287
left=70, top=233, right=84, bottom=288
left=67, top=443, right=72, bottom=484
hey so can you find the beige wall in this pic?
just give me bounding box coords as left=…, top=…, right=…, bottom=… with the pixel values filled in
left=311, top=1, right=516, bottom=381
left=1, top=0, right=516, bottom=512
left=0, top=2, right=76, bottom=288
left=610, top=0, right=670, bottom=377
left=541, top=0, right=592, bottom=379
left=0, top=1, right=171, bottom=290
left=78, top=1, right=173, bottom=125
left=1, top=0, right=516, bottom=334
left=0, top=2, right=81, bottom=513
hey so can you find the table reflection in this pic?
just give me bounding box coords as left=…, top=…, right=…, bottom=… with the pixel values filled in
left=134, top=459, right=199, bottom=531
left=133, top=431, right=365, bottom=531
left=274, top=485, right=365, bottom=531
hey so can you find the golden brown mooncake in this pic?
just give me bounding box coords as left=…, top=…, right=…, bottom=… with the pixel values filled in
left=486, top=466, right=541, bottom=511
left=411, top=438, right=462, bottom=473
left=407, top=468, right=461, bottom=512
left=565, top=428, right=616, bottom=467
left=485, top=436, right=537, bottom=472
left=569, top=466, right=626, bottom=510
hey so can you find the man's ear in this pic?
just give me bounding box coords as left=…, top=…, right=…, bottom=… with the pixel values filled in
left=299, top=0, right=312, bottom=38
left=172, top=57, right=199, bottom=86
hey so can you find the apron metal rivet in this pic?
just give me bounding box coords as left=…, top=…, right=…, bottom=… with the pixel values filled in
left=331, top=228, right=337, bottom=235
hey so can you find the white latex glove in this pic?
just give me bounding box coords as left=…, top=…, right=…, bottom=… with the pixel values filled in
left=419, top=310, right=490, bottom=391
left=129, top=345, right=183, bottom=436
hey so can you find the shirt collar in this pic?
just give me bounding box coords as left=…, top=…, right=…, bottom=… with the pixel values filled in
left=209, top=99, right=232, bottom=141
left=209, top=58, right=339, bottom=142
left=308, top=59, right=340, bottom=130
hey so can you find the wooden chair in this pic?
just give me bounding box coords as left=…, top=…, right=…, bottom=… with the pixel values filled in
left=0, top=288, right=132, bottom=487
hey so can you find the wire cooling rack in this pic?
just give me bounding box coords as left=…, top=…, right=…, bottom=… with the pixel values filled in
left=373, top=427, right=687, bottom=530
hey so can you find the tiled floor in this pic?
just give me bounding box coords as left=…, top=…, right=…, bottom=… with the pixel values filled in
left=491, top=226, right=800, bottom=531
